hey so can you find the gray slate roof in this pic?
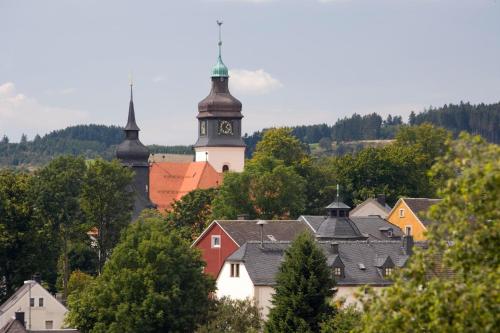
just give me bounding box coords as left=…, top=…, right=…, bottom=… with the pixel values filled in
left=316, top=217, right=366, bottom=240
left=325, top=201, right=351, bottom=209
left=0, top=319, right=79, bottom=333
left=228, top=240, right=410, bottom=286
left=216, top=220, right=310, bottom=246
left=300, top=215, right=403, bottom=241
left=403, top=198, right=442, bottom=226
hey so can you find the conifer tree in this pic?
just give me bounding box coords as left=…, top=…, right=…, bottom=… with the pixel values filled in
left=265, top=232, right=335, bottom=333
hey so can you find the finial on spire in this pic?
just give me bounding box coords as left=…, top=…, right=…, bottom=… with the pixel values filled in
left=216, top=20, right=223, bottom=57
left=129, top=72, right=134, bottom=101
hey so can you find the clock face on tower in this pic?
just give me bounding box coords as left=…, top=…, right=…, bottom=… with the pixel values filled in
left=217, top=120, right=233, bottom=135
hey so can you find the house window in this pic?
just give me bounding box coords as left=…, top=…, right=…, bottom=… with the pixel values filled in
left=399, top=209, right=405, bottom=217
left=39, top=298, right=44, bottom=307
left=45, top=321, right=53, bottom=329
left=387, top=229, right=393, bottom=237
left=30, top=298, right=35, bottom=307
left=405, top=226, right=412, bottom=236
left=222, top=165, right=229, bottom=172
left=230, top=263, right=240, bottom=277
left=384, top=267, right=394, bottom=276
left=333, top=267, right=342, bottom=277
left=211, top=235, right=221, bottom=248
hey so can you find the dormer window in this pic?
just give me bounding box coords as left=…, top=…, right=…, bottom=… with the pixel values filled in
left=384, top=267, right=394, bottom=277
left=333, top=267, right=343, bottom=277
left=387, top=229, right=393, bottom=237
left=339, top=210, right=345, bottom=217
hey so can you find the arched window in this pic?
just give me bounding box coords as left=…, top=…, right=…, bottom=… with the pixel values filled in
left=222, top=165, right=229, bottom=172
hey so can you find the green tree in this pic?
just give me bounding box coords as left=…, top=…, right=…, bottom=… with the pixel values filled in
left=65, top=213, right=215, bottom=333
left=395, top=123, right=451, bottom=168
left=80, top=159, right=134, bottom=273
left=196, top=297, right=263, bottom=333
left=32, top=156, right=87, bottom=298
left=0, top=171, right=46, bottom=302
left=265, top=232, right=335, bottom=333
left=167, top=188, right=218, bottom=240
left=356, top=133, right=500, bottom=333
left=253, top=128, right=307, bottom=166
left=320, top=305, right=362, bottom=333
left=67, top=270, right=94, bottom=296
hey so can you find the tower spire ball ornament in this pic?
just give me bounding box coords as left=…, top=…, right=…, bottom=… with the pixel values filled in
left=212, top=20, right=229, bottom=78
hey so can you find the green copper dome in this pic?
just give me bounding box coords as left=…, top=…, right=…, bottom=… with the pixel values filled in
left=212, top=55, right=229, bottom=77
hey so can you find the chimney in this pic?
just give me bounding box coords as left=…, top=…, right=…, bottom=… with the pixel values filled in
left=32, top=273, right=41, bottom=284
left=403, top=235, right=414, bottom=255
left=15, top=312, right=25, bottom=327
left=237, top=214, right=249, bottom=221
left=256, top=220, right=268, bottom=247
left=331, top=242, right=339, bottom=254
left=376, top=194, right=386, bottom=207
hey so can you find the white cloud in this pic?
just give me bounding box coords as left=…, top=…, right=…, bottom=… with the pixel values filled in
left=229, top=69, right=283, bottom=95
left=0, top=82, right=88, bottom=140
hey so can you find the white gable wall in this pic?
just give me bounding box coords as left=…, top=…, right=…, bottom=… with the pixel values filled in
left=216, top=262, right=254, bottom=300
left=350, top=201, right=390, bottom=219
left=0, top=281, right=68, bottom=330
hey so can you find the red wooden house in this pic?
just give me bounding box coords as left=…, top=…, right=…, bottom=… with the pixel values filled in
left=192, top=219, right=309, bottom=277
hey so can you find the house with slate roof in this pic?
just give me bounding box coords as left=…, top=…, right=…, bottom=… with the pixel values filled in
left=216, top=237, right=415, bottom=318
left=0, top=280, right=75, bottom=331
left=387, top=198, right=442, bottom=240
left=194, top=199, right=404, bottom=277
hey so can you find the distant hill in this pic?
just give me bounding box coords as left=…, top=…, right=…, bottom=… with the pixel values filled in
left=1, top=102, right=498, bottom=168
left=0, top=125, right=192, bottom=169
left=243, top=101, right=500, bottom=157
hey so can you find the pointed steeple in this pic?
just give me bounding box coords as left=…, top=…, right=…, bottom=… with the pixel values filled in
left=212, top=20, right=229, bottom=78
left=125, top=81, right=140, bottom=131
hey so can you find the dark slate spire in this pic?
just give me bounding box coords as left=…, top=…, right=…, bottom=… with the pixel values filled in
left=125, top=84, right=140, bottom=131
left=116, top=81, right=155, bottom=220
left=116, top=82, right=150, bottom=167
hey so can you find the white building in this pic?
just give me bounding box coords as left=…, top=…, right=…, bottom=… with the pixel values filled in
left=0, top=280, right=69, bottom=330
left=350, top=196, right=392, bottom=219
left=216, top=238, right=414, bottom=318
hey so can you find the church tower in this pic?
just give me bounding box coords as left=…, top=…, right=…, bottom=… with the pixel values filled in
left=194, top=21, right=246, bottom=172
left=116, top=83, right=155, bottom=219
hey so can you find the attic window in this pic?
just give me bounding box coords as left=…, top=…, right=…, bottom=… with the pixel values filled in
left=333, top=267, right=343, bottom=277
left=222, top=165, right=229, bottom=172
left=358, top=263, right=366, bottom=270
left=30, top=298, right=35, bottom=307
left=399, top=209, right=405, bottom=217
left=211, top=235, right=221, bottom=248
left=387, top=229, right=393, bottom=237
left=405, top=226, right=412, bottom=236
left=267, top=235, right=277, bottom=241
left=384, top=267, right=394, bottom=277
left=230, top=263, right=240, bottom=278
left=39, top=298, right=44, bottom=307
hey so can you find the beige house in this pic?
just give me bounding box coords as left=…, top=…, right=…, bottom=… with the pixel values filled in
left=350, top=196, right=392, bottom=219
left=0, top=280, right=69, bottom=330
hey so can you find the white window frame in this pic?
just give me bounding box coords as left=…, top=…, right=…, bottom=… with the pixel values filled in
left=399, top=209, right=405, bottom=217
left=333, top=267, right=342, bottom=277
left=211, top=235, right=221, bottom=248
left=385, top=267, right=394, bottom=276
left=405, top=226, right=412, bottom=236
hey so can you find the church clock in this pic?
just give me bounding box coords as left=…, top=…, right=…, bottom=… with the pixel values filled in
left=217, top=120, right=233, bottom=135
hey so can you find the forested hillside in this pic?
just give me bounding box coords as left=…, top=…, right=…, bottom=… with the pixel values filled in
left=1, top=102, right=498, bottom=167
left=0, top=125, right=191, bottom=169
left=244, top=101, right=500, bottom=157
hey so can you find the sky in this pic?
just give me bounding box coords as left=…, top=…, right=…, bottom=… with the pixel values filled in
left=1, top=0, right=499, bottom=145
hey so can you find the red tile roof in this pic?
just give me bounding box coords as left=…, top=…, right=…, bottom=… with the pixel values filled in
left=149, top=162, right=222, bottom=211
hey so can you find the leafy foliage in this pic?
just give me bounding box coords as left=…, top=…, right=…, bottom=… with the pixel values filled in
left=265, top=232, right=335, bottom=333
left=166, top=188, right=218, bottom=240
left=80, top=159, right=134, bottom=273
left=196, top=297, right=263, bottom=333
left=320, top=305, right=362, bottom=333
left=355, top=133, right=500, bottom=333
left=65, top=213, right=215, bottom=333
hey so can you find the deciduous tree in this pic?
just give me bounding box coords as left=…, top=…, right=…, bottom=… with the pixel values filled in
left=66, top=213, right=215, bottom=333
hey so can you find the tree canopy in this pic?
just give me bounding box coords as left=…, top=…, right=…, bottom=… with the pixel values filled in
left=355, top=133, right=500, bottom=333
left=265, top=232, right=335, bottom=333
left=66, top=213, right=215, bottom=333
